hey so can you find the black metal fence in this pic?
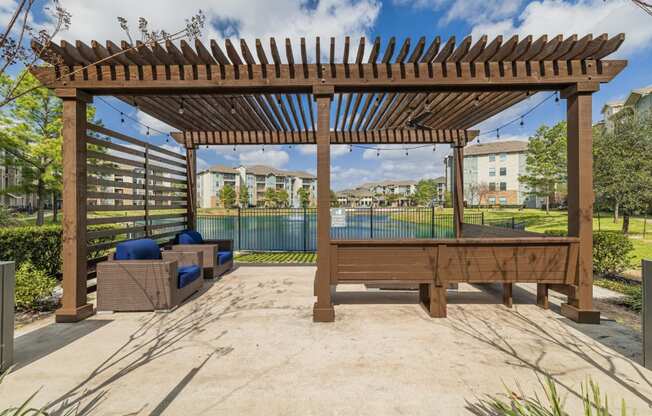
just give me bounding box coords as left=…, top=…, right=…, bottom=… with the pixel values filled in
left=197, top=208, right=524, bottom=252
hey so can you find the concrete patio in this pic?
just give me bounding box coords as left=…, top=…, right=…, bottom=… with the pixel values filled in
left=1, top=266, right=651, bottom=415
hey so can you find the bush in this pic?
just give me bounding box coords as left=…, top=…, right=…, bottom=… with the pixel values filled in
left=593, top=231, right=633, bottom=276
left=0, top=224, right=121, bottom=277
left=15, top=261, right=57, bottom=310
left=0, top=225, right=62, bottom=276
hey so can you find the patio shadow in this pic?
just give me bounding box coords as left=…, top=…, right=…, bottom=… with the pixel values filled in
left=12, top=319, right=111, bottom=371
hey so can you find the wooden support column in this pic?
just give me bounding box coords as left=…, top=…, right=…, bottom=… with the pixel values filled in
left=56, top=89, right=94, bottom=323
left=313, top=85, right=335, bottom=322
left=537, top=283, right=549, bottom=309
left=452, top=145, right=464, bottom=238
left=503, top=283, right=513, bottom=308
left=561, top=85, right=600, bottom=324
left=419, top=283, right=447, bottom=318
left=186, top=146, right=197, bottom=230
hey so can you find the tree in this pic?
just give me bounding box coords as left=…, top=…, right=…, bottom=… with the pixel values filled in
left=0, top=4, right=204, bottom=109
left=219, top=184, right=236, bottom=208
left=330, top=190, right=339, bottom=207
left=297, top=187, right=311, bottom=208
left=477, top=182, right=491, bottom=207
left=275, top=188, right=290, bottom=207
left=264, top=188, right=277, bottom=207
left=594, top=111, right=652, bottom=233
left=0, top=70, right=98, bottom=225
left=239, top=180, right=250, bottom=207
left=519, top=122, right=567, bottom=214
left=465, top=182, right=480, bottom=207
left=413, top=179, right=438, bottom=206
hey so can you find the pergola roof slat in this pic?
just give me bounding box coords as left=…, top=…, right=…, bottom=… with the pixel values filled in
left=33, top=34, right=625, bottom=147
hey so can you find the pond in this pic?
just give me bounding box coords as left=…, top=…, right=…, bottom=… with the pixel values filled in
left=197, top=209, right=460, bottom=251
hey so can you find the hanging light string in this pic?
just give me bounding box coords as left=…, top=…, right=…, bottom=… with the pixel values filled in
left=473, top=91, right=559, bottom=141
left=95, top=91, right=560, bottom=151
left=96, top=96, right=173, bottom=139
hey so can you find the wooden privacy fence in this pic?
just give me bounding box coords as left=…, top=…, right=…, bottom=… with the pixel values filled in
left=85, top=124, right=189, bottom=277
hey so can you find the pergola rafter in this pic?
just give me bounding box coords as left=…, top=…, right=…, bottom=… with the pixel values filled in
left=31, top=33, right=626, bottom=325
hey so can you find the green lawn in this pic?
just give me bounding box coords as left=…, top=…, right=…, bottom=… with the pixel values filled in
left=235, top=252, right=316, bottom=263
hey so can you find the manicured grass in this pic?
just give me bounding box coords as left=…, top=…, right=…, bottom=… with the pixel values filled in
left=235, top=251, right=316, bottom=263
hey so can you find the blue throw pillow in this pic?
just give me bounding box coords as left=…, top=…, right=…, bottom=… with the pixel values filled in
left=115, top=239, right=161, bottom=260
left=217, top=251, right=233, bottom=265
left=176, top=230, right=204, bottom=245
left=178, top=264, right=202, bottom=288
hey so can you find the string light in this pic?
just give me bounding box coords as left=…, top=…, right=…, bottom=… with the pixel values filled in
left=146, top=127, right=150, bottom=136
left=519, top=116, right=524, bottom=127
left=555, top=91, right=560, bottom=103
left=432, top=144, right=436, bottom=152
left=120, top=112, right=125, bottom=124
left=376, top=148, right=380, bottom=157
left=178, top=98, right=185, bottom=115
left=349, top=145, right=353, bottom=152
left=496, top=128, right=500, bottom=139
left=230, top=99, right=236, bottom=115
left=233, top=145, right=236, bottom=151
left=474, top=95, right=480, bottom=107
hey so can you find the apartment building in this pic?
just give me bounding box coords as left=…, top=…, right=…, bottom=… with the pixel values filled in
left=87, top=163, right=175, bottom=207
left=446, top=140, right=536, bottom=207
left=335, top=177, right=446, bottom=208
left=0, top=150, right=38, bottom=209
left=197, top=164, right=316, bottom=208
left=600, top=85, right=652, bottom=130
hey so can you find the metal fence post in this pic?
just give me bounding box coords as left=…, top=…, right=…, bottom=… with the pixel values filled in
left=482, top=212, right=485, bottom=225
left=644, top=259, right=652, bottom=370
left=237, top=207, right=242, bottom=251
left=1, top=261, right=15, bottom=372
left=370, top=206, right=374, bottom=239
left=431, top=206, right=435, bottom=238
left=303, top=207, right=308, bottom=252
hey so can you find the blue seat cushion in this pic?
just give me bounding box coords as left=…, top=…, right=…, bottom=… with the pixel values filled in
left=178, top=264, right=202, bottom=288
left=176, top=230, right=204, bottom=245
left=115, top=239, right=161, bottom=260
left=217, top=251, right=233, bottom=265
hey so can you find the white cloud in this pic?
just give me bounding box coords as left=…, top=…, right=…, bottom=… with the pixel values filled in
left=470, top=0, right=652, bottom=58
left=298, top=144, right=350, bottom=157
left=214, top=144, right=289, bottom=168
left=393, top=0, right=522, bottom=26
left=43, top=0, right=380, bottom=61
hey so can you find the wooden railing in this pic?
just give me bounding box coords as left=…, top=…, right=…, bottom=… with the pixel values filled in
left=85, top=124, right=189, bottom=282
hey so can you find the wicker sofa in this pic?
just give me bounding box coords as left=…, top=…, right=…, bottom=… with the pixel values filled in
left=97, top=239, right=204, bottom=312
left=169, top=231, right=234, bottom=279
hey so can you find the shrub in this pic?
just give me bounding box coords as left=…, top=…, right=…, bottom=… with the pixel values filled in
left=15, top=261, right=57, bottom=311
left=472, top=376, right=632, bottom=415
left=593, top=231, right=633, bottom=277
left=0, top=224, right=121, bottom=277
left=0, top=225, right=62, bottom=276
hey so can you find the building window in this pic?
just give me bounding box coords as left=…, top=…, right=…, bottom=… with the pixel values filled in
left=489, top=167, right=496, bottom=177
left=489, top=182, right=496, bottom=191
left=499, top=153, right=507, bottom=161
left=500, top=182, right=507, bottom=191
left=488, top=154, right=496, bottom=162
left=488, top=197, right=496, bottom=204
left=499, top=197, right=507, bottom=205
left=499, top=167, right=507, bottom=176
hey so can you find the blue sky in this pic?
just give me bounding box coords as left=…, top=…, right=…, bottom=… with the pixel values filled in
left=22, top=0, right=652, bottom=189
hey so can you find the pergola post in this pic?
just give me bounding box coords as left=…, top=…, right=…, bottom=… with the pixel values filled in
left=313, top=85, right=335, bottom=322
left=452, top=145, right=464, bottom=238
left=186, top=146, right=197, bottom=230
left=55, top=89, right=94, bottom=323
left=561, top=84, right=600, bottom=324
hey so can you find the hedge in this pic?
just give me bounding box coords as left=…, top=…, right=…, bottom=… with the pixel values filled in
left=0, top=225, right=63, bottom=276
left=0, top=224, right=122, bottom=277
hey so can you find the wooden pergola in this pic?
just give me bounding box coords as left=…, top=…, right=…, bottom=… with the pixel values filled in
left=32, top=33, right=626, bottom=323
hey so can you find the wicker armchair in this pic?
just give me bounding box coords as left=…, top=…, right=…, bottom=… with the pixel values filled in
left=97, top=239, right=204, bottom=312
left=169, top=231, right=234, bottom=278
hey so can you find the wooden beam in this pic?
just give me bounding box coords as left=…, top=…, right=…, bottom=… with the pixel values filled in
left=170, top=129, right=477, bottom=146
left=56, top=89, right=94, bottom=323
left=453, top=145, right=464, bottom=238
left=186, top=147, right=197, bottom=230
left=31, top=60, right=627, bottom=94
left=313, top=85, right=335, bottom=323
left=561, top=90, right=600, bottom=324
